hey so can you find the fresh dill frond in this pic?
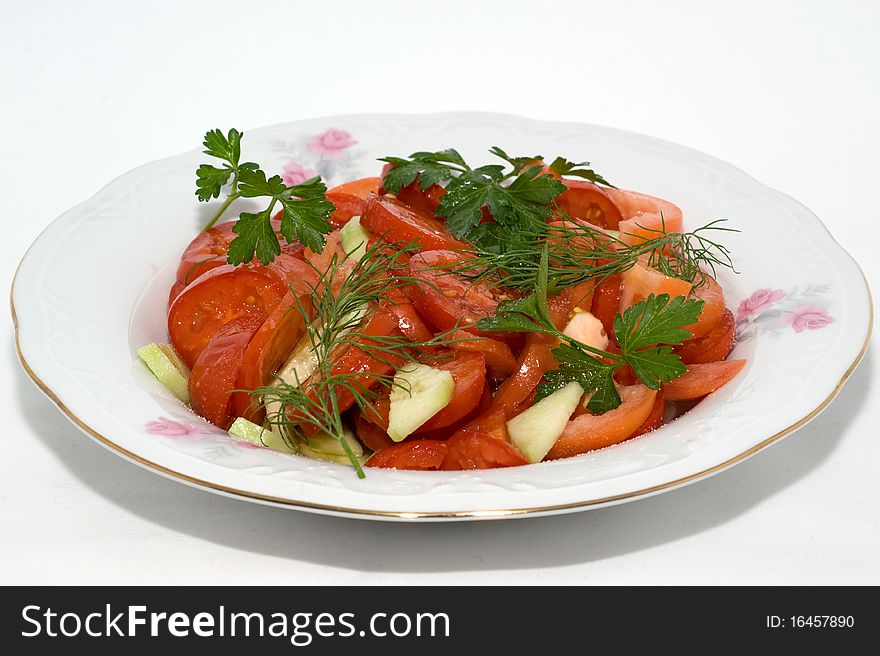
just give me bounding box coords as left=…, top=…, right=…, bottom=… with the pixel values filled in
left=253, top=239, right=474, bottom=477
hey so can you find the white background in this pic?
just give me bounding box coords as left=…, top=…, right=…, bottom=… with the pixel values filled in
left=2, top=0, right=877, bottom=584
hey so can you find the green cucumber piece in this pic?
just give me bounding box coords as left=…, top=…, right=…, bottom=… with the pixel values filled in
left=387, top=363, right=455, bottom=442
left=507, top=381, right=583, bottom=463
left=228, top=417, right=296, bottom=454
left=339, top=215, right=371, bottom=262
left=137, top=343, right=190, bottom=403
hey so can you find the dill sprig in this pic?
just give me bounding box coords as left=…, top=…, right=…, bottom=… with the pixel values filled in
left=445, top=217, right=737, bottom=294
left=255, top=239, right=474, bottom=477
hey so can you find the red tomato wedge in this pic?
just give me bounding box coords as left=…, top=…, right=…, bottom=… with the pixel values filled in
left=606, top=188, right=683, bottom=245
left=328, top=177, right=382, bottom=199
left=546, top=384, right=658, bottom=459
left=354, top=409, right=395, bottom=453
left=366, top=440, right=448, bottom=470
left=620, top=256, right=693, bottom=311
left=232, top=268, right=318, bottom=420
left=361, top=194, right=466, bottom=250
left=591, top=274, right=623, bottom=339
left=683, top=275, right=726, bottom=339
left=631, top=390, right=666, bottom=438
left=618, top=213, right=684, bottom=246
left=441, top=432, right=528, bottom=470
left=554, top=180, right=623, bottom=229
left=189, top=314, right=266, bottom=429
left=406, top=250, right=510, bottom=334
left=387, top=300, right=436, bottom=346
left=326, top=191, right=365, bottom=228
left=491, top=295, right=573, bottom=417
left=674, top=308, right=736, bottom=364
left=176, top=221, right=236, bottom=286
left=414, top=352, right=487, bottom=432
left=395, top=179, right=446, bottom=217
left=449, top=407, right=509, bottom=442
left=663, top=360, right=746, bottom=401
left=168, top=264, right=287, bottom=368
left=286, top=307, right=404, bottom=425
left=447, top=330, right=517, bottom=379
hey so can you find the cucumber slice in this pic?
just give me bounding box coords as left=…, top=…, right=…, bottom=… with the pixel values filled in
left=307, top=428, right=364, bottom=457
left=387, top=363, right=455, bottom=442
left=507, top=381, right=583, bottom=463
left=137, top=343, right=190, bottom=403
left=228, top=417, right=296, bottom=453
left=339, top=215, right=371, bottom=262
left=298, top=443, right=370, bottom=467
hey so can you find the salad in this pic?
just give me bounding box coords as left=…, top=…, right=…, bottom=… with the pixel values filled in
left=138, top=129, right=745, bottom=477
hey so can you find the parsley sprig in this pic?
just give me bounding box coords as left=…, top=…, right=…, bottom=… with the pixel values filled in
left=195, top=129, right=334, bottom=265
left=380, top=147, right=603, bottom=240
left=477, top=247, right=703, bottom=413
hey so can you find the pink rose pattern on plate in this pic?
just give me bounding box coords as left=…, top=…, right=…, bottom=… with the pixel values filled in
left=272, top=128, right=361, bottom=189
left=280, top=162, right=318, bottom=186
left=736, top=285, right=834, bottom=341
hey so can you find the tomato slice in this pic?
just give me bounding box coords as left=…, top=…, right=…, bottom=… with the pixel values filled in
left=447, top=330, right=517, bottom=379
left=591, top=274, right=623, bottom=339
left=441, top=432, right=528, bottom=470
left=449, top=407, right=509, bottom=442
left=491, top=294, right=574, bottom=417
left=285, top=307, right=404, bottom=426
left=365, top=439, right=448, bottom=470
left=620, top=256, right=692, bottom=311
left=410, top=351, right=486, bottom=432
left=674, top=308, right=735, bottom=364
left=395, top=180, right=446, bottom=217
left=606, top=188, right=683, bottom=245
left=546, top=384, right=657, bottom=459
left=554, top=180, right=623, bottom=229
left=189, top=314, right=266, bottom=429
left=232, top=267, right=318, bottom=420
left=406, top=250, right=511, bottom=335
left=328, top=177, right=382, bottom=200
left=663, top=360, right=745, bottom=401
left=631, top=390, right=666, bottom=437
left=176, top=222, right=236, bottom=286
left=168, top=264, right=287, bottom=368
left=683, top=275, right=726, bottom=339
left=361, top=194, right=466, bottom=250
left=326, top=191, right=366, bottom=228
left=386, top=300, right=436, bottom=346
left=353, top=408, right=395, bottom=453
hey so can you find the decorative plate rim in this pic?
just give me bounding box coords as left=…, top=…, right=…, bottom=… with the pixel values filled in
left=11, top=111, right=874, bottom=521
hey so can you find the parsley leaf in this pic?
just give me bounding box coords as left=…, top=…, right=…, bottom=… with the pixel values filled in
left=615, top=293, right=704, bottom=354
left=228, top=170, right=334, bottom=264
left=478, top=251, right=702, bottom=412
left=548, top=156, right=615, bottom=188
left=539, top=345, right=621, bottom=412
left=227, top=209, right=280, bottom=266
left=195, top=129, right=259, bottom=201
left=195, top=129, right=335, bottom=265
left=488, top=146, right=543, bottom=172
left=276, top=177, right=335, bottom=253
left=436, top=157, right=565, bottom=238
left=378, top=149, right=466, bottom=193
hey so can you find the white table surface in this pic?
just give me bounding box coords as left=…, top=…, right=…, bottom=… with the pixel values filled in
left=2, top=0, right=877, bottom=585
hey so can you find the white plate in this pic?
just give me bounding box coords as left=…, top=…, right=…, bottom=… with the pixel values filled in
left=12, top=112, right=872, bottom=521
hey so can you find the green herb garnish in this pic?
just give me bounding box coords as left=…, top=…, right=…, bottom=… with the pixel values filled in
left=380, top=147, right=610, bottom=239
left=195, top=128, right=335, bottom=265
left=257, top=240, right=473, bottom=477
left=476, top=247, right=703, bottom=413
